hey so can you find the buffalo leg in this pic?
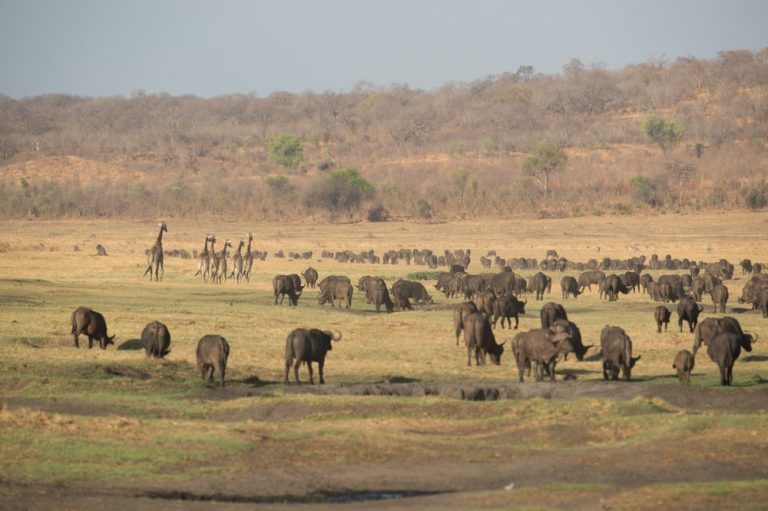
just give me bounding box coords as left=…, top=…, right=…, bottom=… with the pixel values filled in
left=73, top=333, right=80, bottom=348
left=318, top=358, right=325, bottom=384
left=284, top=359, right=291, bottom=384
left=306, top=362, right=314, bottom=384
left=516, top=355, right=526, bottom=382
left=466, top=345, right=473, bottom=367
left=218, top=361, right=226, bottom=387
left=293, top=361, right=302, bottom=384
left=87, top=336, right=94, bottom=349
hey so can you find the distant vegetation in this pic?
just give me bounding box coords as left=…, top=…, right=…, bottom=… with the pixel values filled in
left=1, top=50, right=767, bottom=219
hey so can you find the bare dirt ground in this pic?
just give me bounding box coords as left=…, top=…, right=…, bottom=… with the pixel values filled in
left=2, top=382, right=768, bottom=511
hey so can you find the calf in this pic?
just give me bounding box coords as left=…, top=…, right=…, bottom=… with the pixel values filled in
left=600, top=325, right=640, bottom=381
left=70, top=306, right=115, bottom=350
left=284, top=328, right=341, bottom=384
left=196, top=335, right=230, bottom=387
left=655, top=305, right=671, bottom=333
left=672, top=349, right=695, bottom=384
left=141, top=320, right=171, bottom=358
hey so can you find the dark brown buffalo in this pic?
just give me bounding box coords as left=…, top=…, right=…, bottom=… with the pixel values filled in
left=560, top=276, right=581, bottom=299
left=672, top=349, right=695, bottom=384
left=453, top=301, right=479, bottom=345
left=677, top=297, right=703, bottom=333
left=370, top=279, right=394, bottom=313
left=710, top=284, right=729, bottom=313
left=302, top=267, right=319, bottom=288
left=319, top=280, right=353, bottom=308
left=540, top=302, right=568, bottom=329
left=600, top=325, right=640, bottom=381
left=273, top=274, right=304, bottom=306
left=196, top=335, right=230, bottom=387
left=692, top=316, right=757, bottom=357
left=655, top=305, right=671, bottom=333
left=462, top=313, right=505, bottom=366
left=474, top=290, right=496, bottom=316
left=708, top=332, right=751, bottom=386
left=639, top=273, right=654, bottom=294
left=71, top=306, right=115, bottom=350
left=392, top=279, right=433, bottom=305
left=531, top=272, right=552, bottom=301
left=491, top=295, right=526, bottom=329
left=552, top=318, right=592, bottom=361
left=578, top=270, right=606, bottom=292
left=512, top=325, right=573, bottom=382
left=141, top=320, right=171, bottom=358
left=284, top=328, right=341, bottom=384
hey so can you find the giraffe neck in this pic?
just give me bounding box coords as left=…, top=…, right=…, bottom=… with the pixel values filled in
left=202, top=238, right=209, bottom=255
left=246, top=238, right=252, bottom=256
left=155, top=227, right=164, bottom=248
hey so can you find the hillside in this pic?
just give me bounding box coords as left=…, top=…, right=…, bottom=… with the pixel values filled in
left=1, top=50, right=767, bottom=219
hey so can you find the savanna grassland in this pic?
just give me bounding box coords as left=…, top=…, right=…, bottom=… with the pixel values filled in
left=1, top=212, right=768, bottom=511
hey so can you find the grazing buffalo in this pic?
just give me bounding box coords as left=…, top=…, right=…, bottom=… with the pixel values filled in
left=393, top=294, right=413, bottom=311
left=491, top=295, right=526, bottom=329
left=273, top=274, right=304, bottom=306
left=302, top=267, right=319, bottom=288
left=392, top=279, right=433, bottom=305
left=512, top=325, right=573, bottom=382
left=639, top=273, right=654, bottom=294
left=710, top=284, right=729, bottom=313
left=606, top=274, right=630, bottom=301
left=453, top=301, right=479, bottom=345
left=370, top=279, right=394, bottom=313
left=708, top=332, right=751, bottom=386
left=600, top=325, right=640, bottom=381
left=462, top=313, right=506, bottom=366
left=578, top=270, right=606, bottom=293
left=673, top=349, right=695, bottom=384
left=141, top=320, right=171, bottom=358
left=540, top=302, right=568, bottom=329
left=692, top=316, right=757, bottom=357
left=196, top=335, right=230, bottom=387
left=284, top=328, right=341, bottom=384
left=655, top=305, right=671, bottom=333
left=560, top=276, right=581, bottom=299
left=551, top=318, right=592, bottom=360
left=319, top=280, right=353, bottom=308
left=71, top=306, right=115, bottom=350
left=677, top=297, right=703, bottom=333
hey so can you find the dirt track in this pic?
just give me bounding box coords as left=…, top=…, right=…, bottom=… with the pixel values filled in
left=3, top=382, right=768, bottom=511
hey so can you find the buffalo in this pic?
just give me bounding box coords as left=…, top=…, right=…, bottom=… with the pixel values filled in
left=578, top=270, right=605, bottom=293
left=284, top=328, right=341, bottom=384
left=491, top=294, right=526, bottom=329
left=540, top=302, right=568, bottom=329
left=141, top=320, right=171, bottom=358
left=551, top=318, right=592, bottom=360
left=453, top=301, right=479, bottom=345
left=273, top=274, right=304, bottom=306
left=319, top=279, right=353, bottom=308
left=672, top=349, right=695, bottom=384
left=677, top=297, right=703, bottom=333
left=600, top=325, right=640, bottom=381
left=196, top=335, right=230, bottom=387
left=560, top=276, right=581, bottom=299
left=462, top=313, right=506, bottom=366
left=302, top=267, right=319, bottom=288
left=531, top=272, right=552, bottom=301
left=710, top=284, right=729, bottom=313
left=70, top=306, right=115, bottom=350
left=512, top=325, right=573, bottom=382
left=392, top=279, right=433, bottom=305
left=708, top=332, right=751, bottom=386
left=692, top=316, right=757, bottom=357
left=655, top=305, right=671, bottom=333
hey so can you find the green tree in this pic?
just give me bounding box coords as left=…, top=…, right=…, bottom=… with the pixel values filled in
left=304, top=168, right=374, bottom=219
left=642, top=115, right=684, bottom=154
left=267, top=133, right=304, bottom=169
left=521, top=142, right=567, bottom=197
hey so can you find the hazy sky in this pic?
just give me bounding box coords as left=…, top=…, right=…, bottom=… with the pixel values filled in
left=1, top=0, right=766, bottom=98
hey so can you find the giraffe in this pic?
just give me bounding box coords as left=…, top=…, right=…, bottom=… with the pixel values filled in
left=243, top=233, right=255, bottom=282
left=208, top=235, right=218, bottom=283
left=229, top=239, right=245, bottom=284
left=213, top=240, right=232, bottom=284
left=143, top=222, right=167, bottom=282
left=193, top=234, right=211, bottom=283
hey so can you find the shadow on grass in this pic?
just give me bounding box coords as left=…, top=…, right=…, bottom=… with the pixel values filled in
left=742, top=355, right=768, bottom=362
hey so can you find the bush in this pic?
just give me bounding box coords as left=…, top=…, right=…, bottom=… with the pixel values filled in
left=416, top=199, right=433, bottom=219
left=406, top=271, right=443, bottom=281
left=367, top=205, right=389, bottom=222
left=745, top=187, right=767, bottom=210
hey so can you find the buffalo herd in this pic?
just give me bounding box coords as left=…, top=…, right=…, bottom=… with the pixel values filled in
left=68, top=248, right=764, bottom=389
